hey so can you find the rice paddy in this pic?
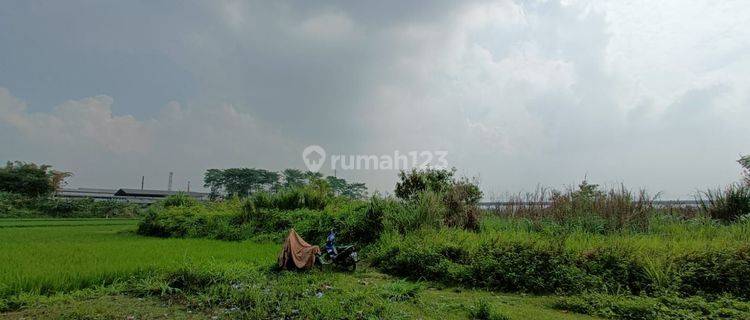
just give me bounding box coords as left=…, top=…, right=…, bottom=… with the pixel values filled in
left=0, top=218, right=595, bottom=319
left=0, top=219, right=278, bottom=297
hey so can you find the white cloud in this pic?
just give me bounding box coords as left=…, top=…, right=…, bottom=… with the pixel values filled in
left=0, top=87, right=300, bottom=190
left=0, top=90, right=151, bottom=154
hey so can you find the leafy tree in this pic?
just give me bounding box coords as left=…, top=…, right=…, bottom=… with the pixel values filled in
left=740, top=155, right=750, bottom=185
left=203, top=167, right=367, bottom=199
left=394, top=167, right=482, bottom=230
left=0, top=161, right=71, bottom=197
left=326, top=176, right=348, bottom=195
left=203, top=168, right=280, bottom=198
left=282, top=169, right=306, bottom=189
left=343, top=182, right=368, bottom=199
left=322, top=176, right=367, bottom=199
left=304, top=171, right=324, bottom=183
left=50, top=170, right=73, bottom=191
left=395, top=167, right=456, bottom=200
left=257, top=169, right=281, bottom=193
left=450, top=178, right=483, bottom=205
left=572, top=180, right=603, bottom=204
left=203, top=169, right=226, bottom=199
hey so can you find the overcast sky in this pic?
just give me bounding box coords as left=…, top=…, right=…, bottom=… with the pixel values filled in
left=1, top=0, right=749, bottom=198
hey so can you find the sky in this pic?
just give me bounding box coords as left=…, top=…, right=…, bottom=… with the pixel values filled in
left=1, top=0, right=749, bottom=199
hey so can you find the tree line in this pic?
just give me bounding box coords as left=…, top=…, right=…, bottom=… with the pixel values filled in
left=0, top=161, right=71, bottom=197
left=203, top=168, right=367, bottom=199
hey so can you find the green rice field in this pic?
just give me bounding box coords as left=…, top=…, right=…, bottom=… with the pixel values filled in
left=0, top=219, right=594, bottom=320
left=0, top=219, right=278, bottom=297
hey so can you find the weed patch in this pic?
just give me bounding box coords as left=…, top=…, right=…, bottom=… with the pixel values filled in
left=554, top=293, right=750, bottom=319
left=371, top=228, right=750, bottom=298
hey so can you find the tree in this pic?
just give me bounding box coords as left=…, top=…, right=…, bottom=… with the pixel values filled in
left=343, top=182, right=368, bottom=199
left=0, top=161, right=71, bottom=197
left=395, top=167, right=456, bottom=200
left=203, top=167, right=367, bottom=199
left=256, top=169, right=280, bottom=193
left=326, top=176, right=348, bottom=195
left=50, top=170, right=73, bottom=191
left=282, top=169, right=306, bottom=189
left=324, top=176, right=368, bottom=199
left=304, top=171, right=323, bottom=183
left=203, top=169, right=226, bottom=200
left=740, top=155, right=750, bottom=185
left=203, top=168, right=280, bottom=198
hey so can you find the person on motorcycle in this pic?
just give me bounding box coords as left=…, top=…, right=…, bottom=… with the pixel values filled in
left=325, top=229, right=338, bottom=258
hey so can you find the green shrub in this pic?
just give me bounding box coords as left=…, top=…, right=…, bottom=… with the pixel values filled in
left=393, top=168, right=483, bottom=232
left=443, top=181, right=482, bottom=231
left=371, top=230, right=601, bottom=293
left=699, top=184, right=750, bottom=223
left=250, top=184, right=332, bottom=211
left=379, top=280, right=423, bottom=302
left=161, top=193, right=199, bottom=208
left=138, top=198, right=244, bottom=240
left=579, top=247, right=649, bottom=294
left=0, top=192, right=140, bottom=218
left=138, top=190, right=383, bottom=246
left=0, top=192, right=32, bottom=217
left=674, top=246, right=750, bottom=299
left=554, top=293, right=750, bottom=320
left=371, top=228, right=750, bottom=298
left=469, top=299, right=510, bottom=320
left=395, top=167, right=455, bottom=201
left=349, top=198, right=385, bottom=244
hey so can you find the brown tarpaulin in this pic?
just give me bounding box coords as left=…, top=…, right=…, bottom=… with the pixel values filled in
left=278, top=229, right=321, bottom=270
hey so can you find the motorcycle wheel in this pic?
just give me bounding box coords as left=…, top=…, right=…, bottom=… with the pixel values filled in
left=344, top=258, right=357, bottom=272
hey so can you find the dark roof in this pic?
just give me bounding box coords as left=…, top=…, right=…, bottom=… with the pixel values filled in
left=76, top=188, right=119, bottom=193
left=114, top=188, right=208, bottom=198
left=59, top=188, right=118, bottom=195
left=56, top=188, right=119, bottom=199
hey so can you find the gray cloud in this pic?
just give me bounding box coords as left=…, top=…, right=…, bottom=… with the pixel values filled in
left=1, top=0, right=749, bottom=198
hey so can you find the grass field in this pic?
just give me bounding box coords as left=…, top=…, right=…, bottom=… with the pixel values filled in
left=0, top=218, right=138, bottom=228
left=0, top=219, right=278, bottom=298
left=0, top=219, right=594, bottom=319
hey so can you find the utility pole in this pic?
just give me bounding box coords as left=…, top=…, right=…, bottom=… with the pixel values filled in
left=141, top=176, right=144, bottom=190
left=168, top=172, right=173, bottom=191
left=187, top=181, right=191, bottom=193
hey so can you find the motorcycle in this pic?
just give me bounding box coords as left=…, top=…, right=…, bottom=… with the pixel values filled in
left=316, top=245, right=358, bottom=271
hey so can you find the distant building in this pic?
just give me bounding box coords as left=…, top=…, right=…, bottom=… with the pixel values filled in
left=114, top=188, right=209, bottom=200
left=56, top=188, right=119, bottom=201
left=55, top=187, right=209, bottom=204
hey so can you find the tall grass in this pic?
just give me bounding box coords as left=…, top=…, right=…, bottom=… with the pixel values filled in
left=698, top=183, right=750, bottom=222
left=479, top=215, right=750, bottom=257
left=489, top=184, right=667, bottom=233
left=250, top=184, right=332, bottom=211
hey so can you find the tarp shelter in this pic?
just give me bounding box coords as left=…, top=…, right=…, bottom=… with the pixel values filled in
left=278, top=229, right=321, bottom=270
